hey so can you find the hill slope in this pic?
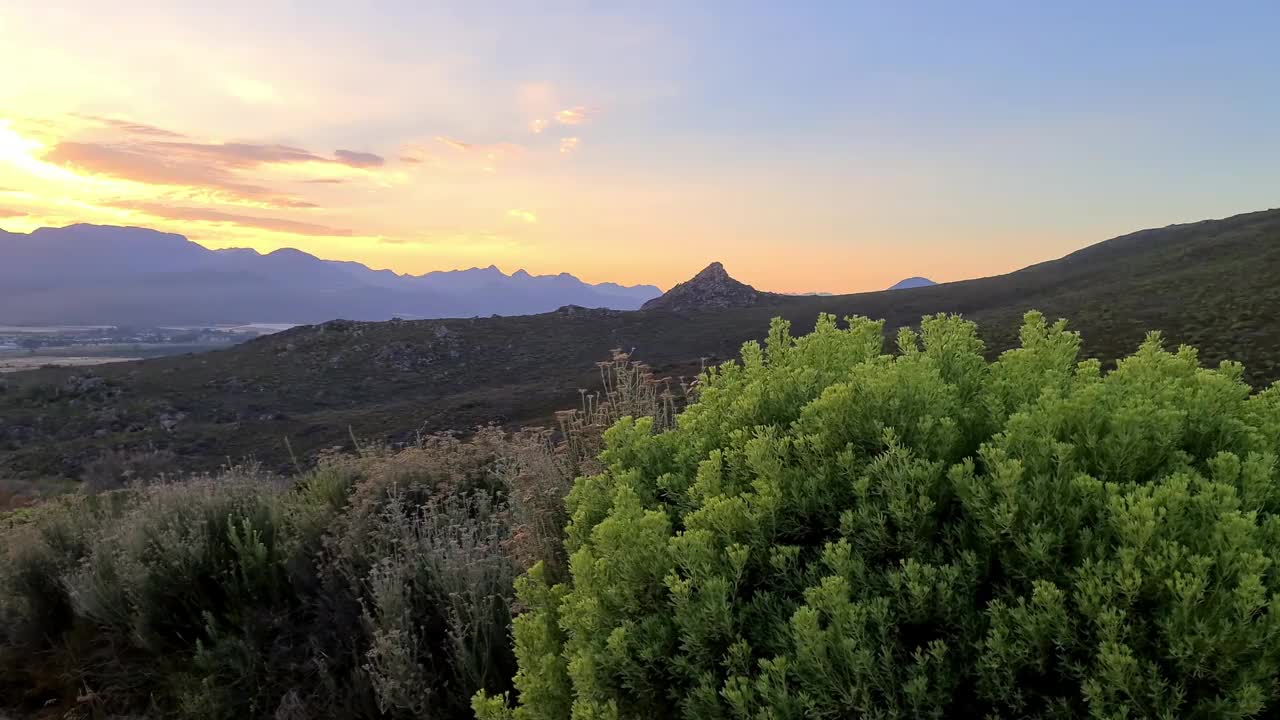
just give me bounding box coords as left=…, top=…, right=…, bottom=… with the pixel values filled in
left=3, top=209, right=1279, bottom=481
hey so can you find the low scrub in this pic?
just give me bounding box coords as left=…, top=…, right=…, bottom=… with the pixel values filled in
left=0, top=353, right=678, bottom=718
left=479, top=312, right=1280, bottom=718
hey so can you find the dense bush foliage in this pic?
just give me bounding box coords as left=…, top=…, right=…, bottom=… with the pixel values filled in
left=478, top=312, right=1280, bottom=719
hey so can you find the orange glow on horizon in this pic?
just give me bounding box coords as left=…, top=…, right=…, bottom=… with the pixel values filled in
left=0, top=111, right=1149, bottom=294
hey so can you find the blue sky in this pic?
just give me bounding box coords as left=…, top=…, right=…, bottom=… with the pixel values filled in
left=0, top=0, right=1276, bottom=290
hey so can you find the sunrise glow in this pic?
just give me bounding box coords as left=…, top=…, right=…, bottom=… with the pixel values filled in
left=1, top=3, right=1277, bottom=292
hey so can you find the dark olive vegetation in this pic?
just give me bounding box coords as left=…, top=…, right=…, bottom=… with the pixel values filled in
left=0, top=356, right=669, bottom=718
left=0, top=439, right=536, bottom=718
left=3, top=209, right=1279, bottom=484
left=478, top=313, right=1280, bottom=719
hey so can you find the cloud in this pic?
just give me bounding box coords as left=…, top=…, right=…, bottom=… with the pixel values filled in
left=76, top=115, right=185, bottom=138
left=42, top=133, right=384, bottom=206
left=506, top=209, right=538, bottom=224
left=529, top=118, right=547, bottom=134
left=0, top=208, right=26, bottom=218
left=113, top=201, right=354, bottom=237
left=404, top=138, right=525, bottom=173
left=559, top=137, right=580, bottom=154
left=301, top=178, right=347, bottom=184
left=44, top=141, right=285, bottom=202
left=435, top=136, right=472, bottom=151
left=555, top=106, right=588, bottom=125
left=334, top=149, right=385, bottom=168
left=159, top=141, right=329, bottom=167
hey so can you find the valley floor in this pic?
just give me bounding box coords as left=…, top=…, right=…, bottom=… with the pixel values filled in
left=0, top=355, right=141, bottom=373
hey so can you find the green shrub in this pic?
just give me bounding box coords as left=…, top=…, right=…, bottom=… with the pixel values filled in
left=479, top=312, right=1280, bottom=719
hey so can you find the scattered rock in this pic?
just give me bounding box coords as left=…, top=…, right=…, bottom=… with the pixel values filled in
left=373, top=341, right=433, bottom=371
left=63, top=373, right=105, bottom=395
left=159, top=411, right=187, bottom=433
left=555, top=305, right=624, bottom=318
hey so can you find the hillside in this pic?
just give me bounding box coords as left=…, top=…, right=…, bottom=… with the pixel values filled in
left=3, top=208, right=1279, bottom=482
left=0, top=224, right=661, bottom=325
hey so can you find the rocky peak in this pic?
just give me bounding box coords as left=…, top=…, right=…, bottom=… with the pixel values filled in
left=641, top=262, right=777, bottom=312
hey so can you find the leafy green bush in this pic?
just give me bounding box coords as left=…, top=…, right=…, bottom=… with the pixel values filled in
left=479, top=312, right=1280, bottom=719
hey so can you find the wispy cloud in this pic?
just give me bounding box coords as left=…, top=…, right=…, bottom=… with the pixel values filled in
left=153, top=141, right=330, bottom=167
left=44, top=141, right=289, bottom=204
left=529, top=118, right=547, bottom=134
left=555, top=106, right=589, bottom=125
left=334, top=149, right=385, bottom=168
left=0, top=208, right=26, bottom=218
left=38, top=118, right=386, bottom=207
left=405, top=137, right=525, bottom=172
left=559, top=137, right=580, bottom=154
left=507, top=209, right=538, bottom=224
left=76, top=115, right=186, bottom=138
left=112, top=201, right=354, bottom=237
left=435, top=136, right=471, bottom=151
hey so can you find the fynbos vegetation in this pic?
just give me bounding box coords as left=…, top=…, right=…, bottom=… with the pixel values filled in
left=0, top=355, right=682, bottom=718
left=478, top=312, right=1280, bottom=718
left=5, top=313, right=1280, bottom=718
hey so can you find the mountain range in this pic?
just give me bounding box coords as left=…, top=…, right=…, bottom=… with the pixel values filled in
left=0, top=224, right=662, bottom=325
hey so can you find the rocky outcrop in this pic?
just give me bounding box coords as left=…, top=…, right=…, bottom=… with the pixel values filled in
left=641, top=262, right=779, bottom=312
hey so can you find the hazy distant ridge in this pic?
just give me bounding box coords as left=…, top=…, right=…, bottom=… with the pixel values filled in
left=887, top=276, right=937, bottom=290
left=0, top=224, right=662, bottom=325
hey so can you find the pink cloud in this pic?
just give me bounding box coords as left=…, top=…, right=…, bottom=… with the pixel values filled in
left=45, top=141, right=286, bottom=203
left=435, top=136, right=472, bottom=151
left=76, top=115, right=186, bottom=138
left=334, top=149, right=386, bottom=168
left=42, top=122, right=385, bottom=205
left=112, top=201, right=354, bottom=237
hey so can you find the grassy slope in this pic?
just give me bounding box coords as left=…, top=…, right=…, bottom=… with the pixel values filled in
left=2, top=208, right=1278, bottom=481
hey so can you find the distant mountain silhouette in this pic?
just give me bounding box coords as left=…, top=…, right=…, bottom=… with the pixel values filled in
left=887, top=276, right=937, bottom=290
left=0, top=224, right=661, bottom=325
left=641, top=261, right=780, bottom=312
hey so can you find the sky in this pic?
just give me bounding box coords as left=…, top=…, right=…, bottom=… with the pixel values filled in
left=1, top=1, right=1277, bottom=293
